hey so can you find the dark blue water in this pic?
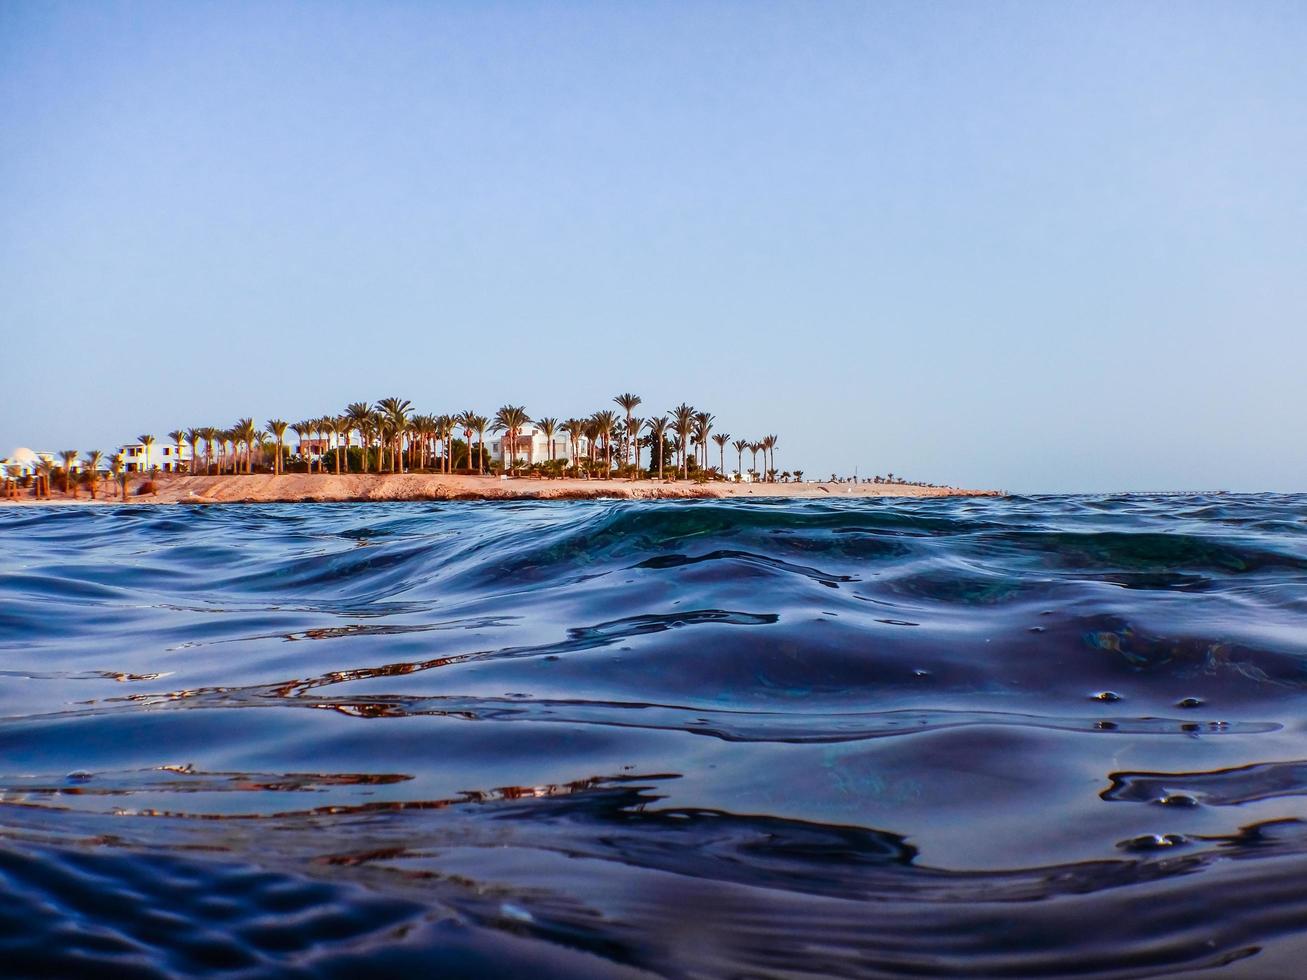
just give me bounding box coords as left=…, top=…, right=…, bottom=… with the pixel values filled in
left=3, top=495, right=1307, bottom=978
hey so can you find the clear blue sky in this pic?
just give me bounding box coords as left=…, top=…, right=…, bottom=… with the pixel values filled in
left=2, top=1, right=1303, bottom=492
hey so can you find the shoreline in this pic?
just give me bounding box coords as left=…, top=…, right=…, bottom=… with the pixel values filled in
left=0, top=473, right=1001, bottom=506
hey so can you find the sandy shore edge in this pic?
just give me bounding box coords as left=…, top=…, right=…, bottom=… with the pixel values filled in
left=2, top=473, right=1001, bottom=506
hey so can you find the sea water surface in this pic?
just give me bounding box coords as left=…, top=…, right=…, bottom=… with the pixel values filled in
left=3, top=494, right=1307, bottom=978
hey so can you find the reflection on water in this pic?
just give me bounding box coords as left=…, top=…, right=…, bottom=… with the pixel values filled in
left=3, top=494, right=1307, bottom=976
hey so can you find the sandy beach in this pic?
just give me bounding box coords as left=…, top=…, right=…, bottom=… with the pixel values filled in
left=2, top=473, right=1000, bottom=506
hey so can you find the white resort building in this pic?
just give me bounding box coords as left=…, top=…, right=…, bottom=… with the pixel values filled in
left=487, top=425, right=590, bottom=467
left=116, top=442, right=193, bottom=473
left=1, top=448, right=55, bottom=478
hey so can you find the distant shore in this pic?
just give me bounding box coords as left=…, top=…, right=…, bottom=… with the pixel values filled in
left=2, top=473, right=1000, bottom=506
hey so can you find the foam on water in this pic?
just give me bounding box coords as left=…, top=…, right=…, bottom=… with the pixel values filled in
left=2, top=494, right=1307, bottom=976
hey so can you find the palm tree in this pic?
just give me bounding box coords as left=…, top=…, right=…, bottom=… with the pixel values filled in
left=266, top=420, right=289, bottom=475
left=109, top=453, right=127, bottom=500
left=137, top=434, right=155, bottom=473
left=330, top=416, right=350, bottom=474
left=669, top=403, right=695, bottom=480
left=58, top=450, right=78, bottom=495
left=613, top=393, right=642, bottom=474
left=365, top=409, right=384, bottom=472
left=560, top=418, right=584, bottom=476
left=535, top=417, right=559, bottom=463
left=255, top=429, right=271, bottom=471
left=492, top=405, right=529, bottom=476
left=763, top=434, right=778, bottom=482
left=713, top=433, right=730, bottom=478
left=584, top=417, right=600, bottom=472
left=436, top=415, right=449, bottom=471
left=407, top=414, right=423, bottom=471
left=408, top=414, right=431, bottom=470
left=590, top=410, right=618, bottom=478
left=749, top=441, right=762, bottom=480
left=291, top=423, right=308, bottom=472
left=233, top=418, right=257, bottom=473
left=732, top=439, right=747, bottom=481
left=83, top=450, right=103, bottom=499
left=185, top=428, right=202, bottom=474
left=196, top=428, right=211, bottom=475
left=375, top=415, right=394, bottom=474
left=34, top=458, right=53, bottom=499
left=168, top=430, right=185, bottom=473
left=645, top=416, right=669, bottom=480
left=449, top=412, right=471, bottom=472
left=693, top=411, right=715, bottom=471
left=345, top=403, right=371, bottom=472
left=335, top=413, right=354, bottom=474
left=626, top=416, right=643, bottom=479
left=468, top=414, right=489, bottom=474
left=315, top=417, right=332, bottom=472
left=227, top=429, right=240, bottom=474
left=432, top=415, right=450, bottom=473
left=376, top=398, right=411, bottom=473
left=433, top=414, right=449, bottom=471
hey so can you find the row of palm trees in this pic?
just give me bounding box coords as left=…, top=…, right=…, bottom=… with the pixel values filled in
left=56, top=394, right=783, bottom=487
left=4, top=449, right=124, bottom=500
left=486, top=397, right=780, bottom=482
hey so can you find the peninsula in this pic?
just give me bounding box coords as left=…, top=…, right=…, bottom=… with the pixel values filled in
left=2, top=395, right=999, bottom=504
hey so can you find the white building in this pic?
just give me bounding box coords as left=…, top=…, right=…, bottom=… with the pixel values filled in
left=487, top=425, right=590, bottom=466
left=117, top=442, right=193, bottom=473
left=1, top=448, right=52, bottom=478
